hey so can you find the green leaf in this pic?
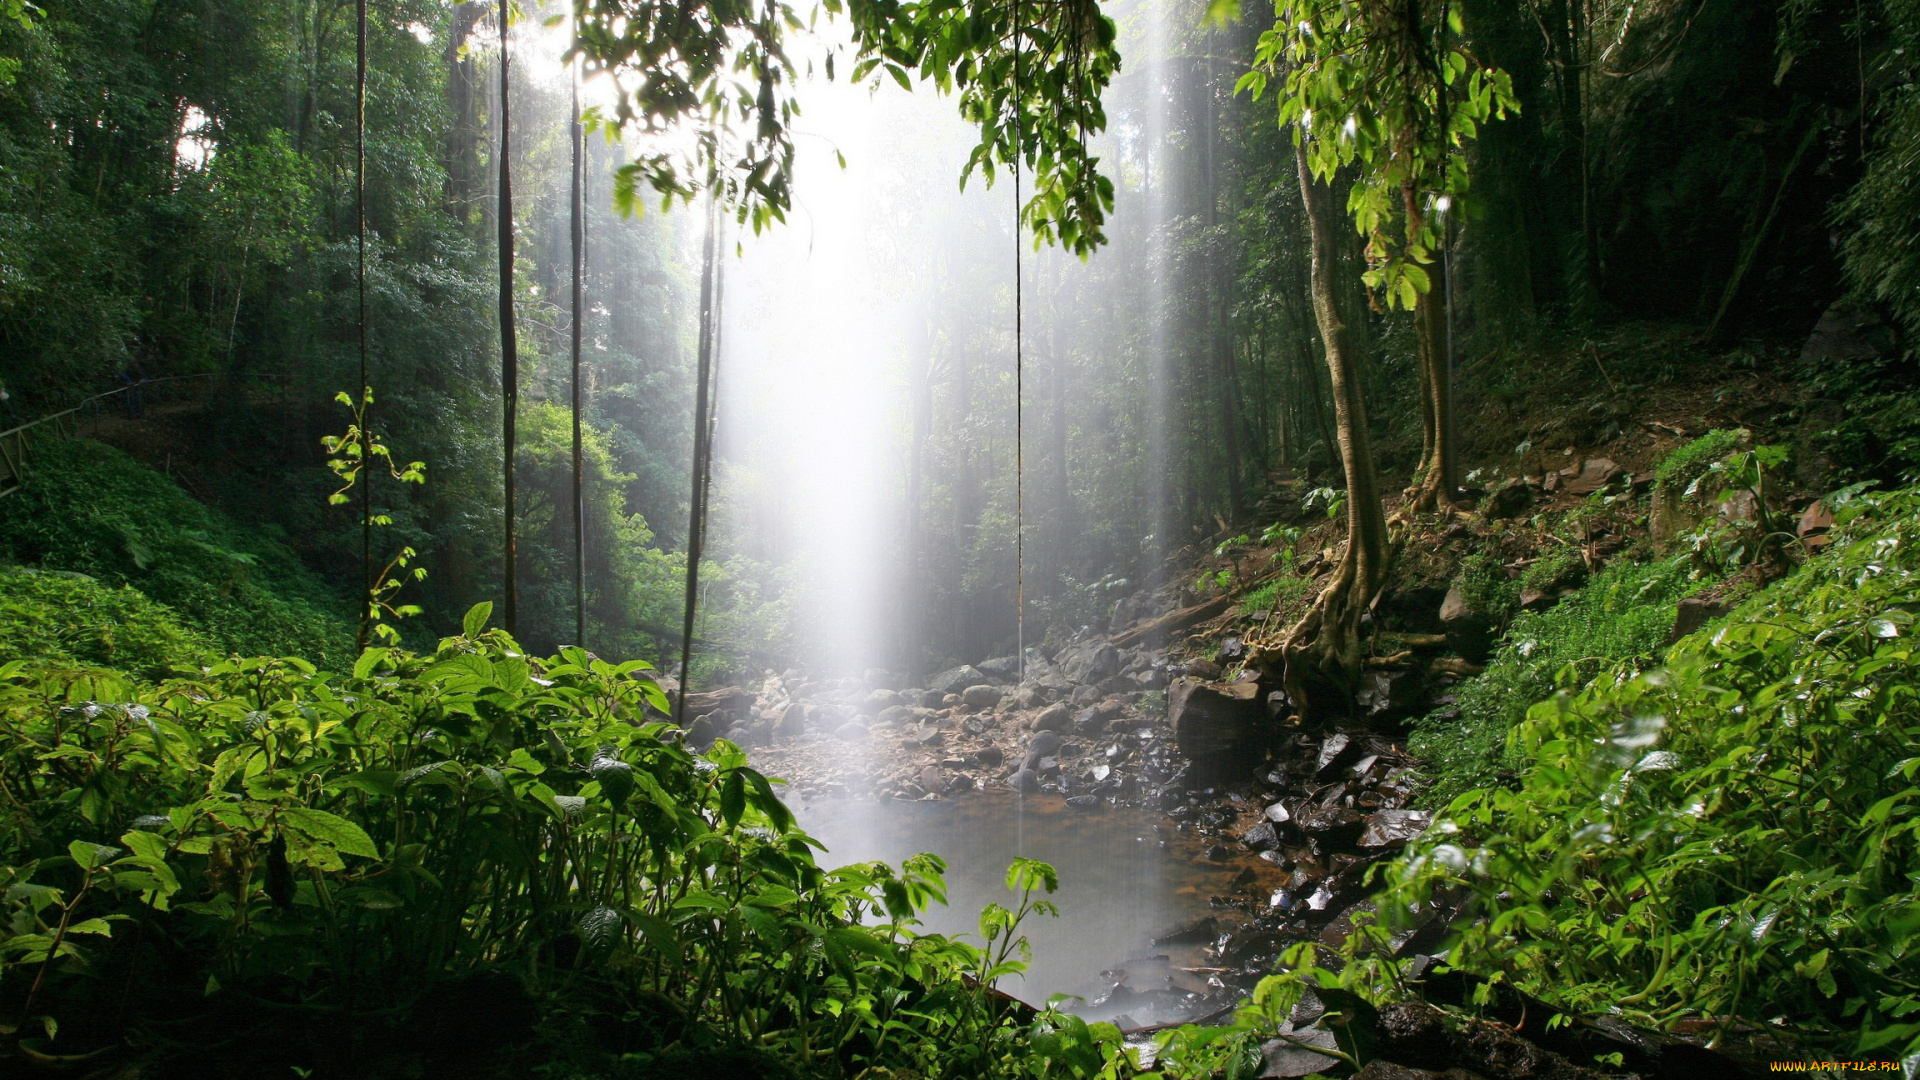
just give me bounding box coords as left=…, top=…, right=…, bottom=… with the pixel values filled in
left=463, top=602, right=493, bottom=639
left=720, top=771, right=746, bottom=828
left=279, top=808, right=379, bottom=859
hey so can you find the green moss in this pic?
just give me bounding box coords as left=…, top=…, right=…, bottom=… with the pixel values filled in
left=1240, top=574, right=1310, bottom=617
left=1450, top=551, right=1518, bottom=622
left=0, top=567, right=213, bottom=679
left=1412, top=556, right=1702, bottom=807
left=1519, top=547, right=1586, bottom=595
left=1653, top=428, right=1744, bottom=495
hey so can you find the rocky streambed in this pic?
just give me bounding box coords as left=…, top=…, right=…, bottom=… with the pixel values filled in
left=669, top=631, right=1446, bottom=1042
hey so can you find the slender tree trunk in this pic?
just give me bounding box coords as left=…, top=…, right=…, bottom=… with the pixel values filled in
left=1273, top=144, right=1391, bottom=720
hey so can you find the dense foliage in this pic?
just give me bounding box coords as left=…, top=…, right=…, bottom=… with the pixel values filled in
left=0, top=439, right=355, bottom=666
left=0, top=607, right=1107, bottom=1076
left=1387, top=486, right=1920, bottom=1059
left=1410, top=555, right=1699, bottom=808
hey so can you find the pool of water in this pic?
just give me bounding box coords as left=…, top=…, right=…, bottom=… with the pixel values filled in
left=792, top=793, right=1242, bottom=1017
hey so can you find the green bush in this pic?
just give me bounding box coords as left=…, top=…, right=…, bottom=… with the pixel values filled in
left=1411, top=557, right=1699, bottom=807
left=0, top=567, right=212, bottom=679
left=0, top=438, right=354, bottom=665
left=1387, top=487, right=1920, bottom=1060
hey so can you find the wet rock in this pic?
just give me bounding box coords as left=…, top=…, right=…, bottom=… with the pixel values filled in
left=978, top=655, right=1021, bottom=682
left=1218, top=637, right=1246, bottom=661
left=681, top=686, right=756, bottom=718
left=876, top=704, right=912, bottom=727
left=928, top=665, right=990, bottom=695
left=833, top=723, right=870, bottom=742
left=916, top=765, right=946, bottom=793
left=1299, top=806, right=1365, bottom=848
left=1259, top=1022, right=1341, bottom=1077
left=1009, top=768, right=1042, bottom=793
left=1240, top=821, right=1280, bottom=851
left=1801, top=301, right=1895, bottom=366
left=1314, top=733, right=1357, bottom=776
left=1073, top=707, right=1107, bottom=735
left=1359, top=810, right=1436, bottom=845
left=961, top=684, right=1004, bottom=709
left=1168, top=677, right=1265, bottom=779
left=1183, top=657, right=1223, bottom=680
left=1031, top=702, right=1072, bottom=732
left=1358, top=668, right=1424, bottom=718
left=1264, top=801, right=1292, bottom=825
left=914, top=688, right=944, bottom=708
left=1028, top=729, right=1065, bottom=758
left=1065, top=794, right=1100, bottom=809
left=685, top=712, right=721, bottom=749
left=1351, top=1063, right=1448, bottom=1080
left=948, top=774, right=974, bottom=792
left=971, top=746, right=1005, bottom=768
left=1062, top=642, right=1122, bottom=684
left=865, top=688, right=904, bottom=713
left=1070, top=684, right=1102, bottom=706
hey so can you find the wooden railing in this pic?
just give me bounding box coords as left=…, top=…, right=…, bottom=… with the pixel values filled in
left=0, top=374, right=220, bottom=497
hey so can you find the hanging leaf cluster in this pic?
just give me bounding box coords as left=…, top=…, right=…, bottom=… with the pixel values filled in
left=1240, top=0, right=1516, bottom=310
left=572, top=0, right=1121, bottom=256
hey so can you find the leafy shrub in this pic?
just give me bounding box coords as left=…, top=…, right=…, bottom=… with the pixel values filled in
left=0, top=607, right=1129, bottom=1077
left=1411, top=557, right=1699, bottom=806
left=0, top=439, right=353, bottom=665
left=1388, top=488, right=1920, bottom=1059
left=0, top=567, right=211, bottom=679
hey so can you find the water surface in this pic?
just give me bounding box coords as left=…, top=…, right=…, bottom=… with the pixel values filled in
left=794, top=794, right=1239, bottom=1014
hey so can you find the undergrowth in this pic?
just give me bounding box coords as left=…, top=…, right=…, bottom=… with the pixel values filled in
left=1383, top=484, right=1920, bottom=1060
left=1410, top=556, right=1701, bottom=807
left=0, top=439, right=354, bottom=665
left=0, top=567, right=212, bottom=680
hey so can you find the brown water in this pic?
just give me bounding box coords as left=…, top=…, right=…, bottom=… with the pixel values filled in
left=793, top=793, right=1242, bottom=1019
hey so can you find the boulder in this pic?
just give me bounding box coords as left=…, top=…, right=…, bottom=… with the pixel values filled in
left=1028, top=729, right=1065, bottom=759
left=772, top=702, right=806, bottom=737
left=875, top=705, right=912, bottom=727
left=1183, top=657, right=1223, bottom=679
left=1562, top=457, right=1621, bottom=496
left=971, top=746, right=1005, bottom=768
left=1481, top=479, right=1535, bottom=521
left=679, top=686, right=756, bottom=719
left=916, top=765, right=947, bottom=793
left=1240, top=821, right=1281, bottom=851
left=961, top=684, right=1003, bottom=709
left=833, top=723, right=870, bottom=742
left=977, top=655, right=1021, bottom=682
left=1008, top=768, right=1041, bottom=793
left=928, top=665, right=990, bottom=695
left=1167, top=677, right=1265, bottom=779
left=1801, top=301, right=1895, bottom=366
left=1030, top=702, right=1072, bottom=733
left=914, top=688, right=944, bottom=708
left=1062, top=642, right=1122, bottom=684
left=1073, top=707, right=1106, bottom=735
left=864, top=688, right=904, bottom=713
left=1669, top=596, right=1730, bottom=643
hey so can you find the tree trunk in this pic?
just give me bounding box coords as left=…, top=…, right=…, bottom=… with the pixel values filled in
left=1275, top=144, right=1391, bottom=720
left=1402, top=183, right=1457, bottom=514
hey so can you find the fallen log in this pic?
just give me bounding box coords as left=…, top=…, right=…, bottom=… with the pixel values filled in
left=1110, top=595, right=1236, bottom=649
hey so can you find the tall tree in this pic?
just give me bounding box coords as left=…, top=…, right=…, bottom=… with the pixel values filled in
left=1241, top=0, right=1514, bottom=711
